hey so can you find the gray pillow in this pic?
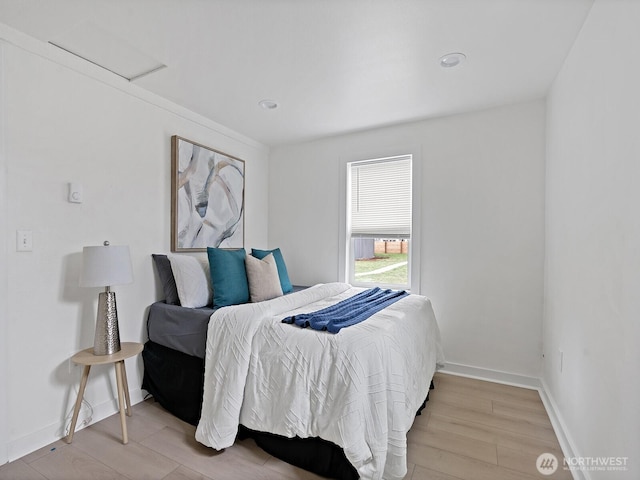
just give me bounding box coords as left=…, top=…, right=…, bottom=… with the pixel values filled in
left=152, top=254, right=180, bottom=305
left=245, top=253, right=283, bottom=302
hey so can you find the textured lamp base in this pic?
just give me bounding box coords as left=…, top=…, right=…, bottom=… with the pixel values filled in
left=94, top=291, right=121, bottom=355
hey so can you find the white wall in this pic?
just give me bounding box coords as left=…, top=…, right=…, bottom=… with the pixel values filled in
left=0, top=25, right=269, bottom=462
left=544, top=0, right=640, bottom=476
left=269, top=101, right=546, bottom=378
left=0, top=42, right=9, bottom=464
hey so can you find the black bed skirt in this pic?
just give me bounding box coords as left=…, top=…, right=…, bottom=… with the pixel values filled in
left=141, top=340, right=205, bottom=426
left=141, top=340, right=431, bottom=480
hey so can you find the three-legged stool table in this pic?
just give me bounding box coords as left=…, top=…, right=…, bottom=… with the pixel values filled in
left=66, top=342, right=143, bottom=444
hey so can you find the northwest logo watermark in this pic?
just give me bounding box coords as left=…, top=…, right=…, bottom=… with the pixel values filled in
left=536, top=453, right=558, bottom=475
left=564, top=455, right=629, bottom=472
left=536, top=453, right=629, bottom=474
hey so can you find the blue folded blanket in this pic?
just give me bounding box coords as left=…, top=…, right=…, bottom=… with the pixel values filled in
left=282, top=287, right=409, bottom=333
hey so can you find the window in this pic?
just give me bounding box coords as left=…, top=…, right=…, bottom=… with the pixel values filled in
left=346, top=155, right=412, bottom=289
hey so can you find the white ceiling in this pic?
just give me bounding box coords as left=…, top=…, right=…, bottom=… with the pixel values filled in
left=0, top=0, right=594, bottom=147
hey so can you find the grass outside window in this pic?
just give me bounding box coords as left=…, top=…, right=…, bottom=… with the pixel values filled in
left=354, top=253, right=408, bottom=285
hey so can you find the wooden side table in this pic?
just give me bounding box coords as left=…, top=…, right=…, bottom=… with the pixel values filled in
left=66, top=342, right=143, bottom=445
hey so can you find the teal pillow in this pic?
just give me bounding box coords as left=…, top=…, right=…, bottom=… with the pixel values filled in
left=251, top=248, right=293, bottom=293
left=207, top=247, right=249, bottom=307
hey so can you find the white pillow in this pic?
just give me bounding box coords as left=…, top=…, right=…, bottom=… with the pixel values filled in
left=245, top=253, right=283, bottom=303
left=167, top=254, right=213, bottom=308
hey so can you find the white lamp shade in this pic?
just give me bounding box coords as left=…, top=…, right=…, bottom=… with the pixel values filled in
left=80, top=244, right=133, bottom=287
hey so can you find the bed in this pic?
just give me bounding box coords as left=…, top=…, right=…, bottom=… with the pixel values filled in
left=142, top=252, right=444, bottom=480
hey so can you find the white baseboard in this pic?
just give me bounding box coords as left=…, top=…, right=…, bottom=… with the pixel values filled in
left=539, top=379, right=588, bottom=480
left=438, top=362, right=542, bottom=390
left=6, top=388, right=146, bottom=462
left=437, top=363, right=584, bottom=480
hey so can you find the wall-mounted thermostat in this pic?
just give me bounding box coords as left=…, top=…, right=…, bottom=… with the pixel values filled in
left=68, top=182, right=83, bottom=203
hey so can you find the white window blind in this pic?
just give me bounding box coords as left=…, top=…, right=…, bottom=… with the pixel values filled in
left=349, top=155, right=412, bottom=237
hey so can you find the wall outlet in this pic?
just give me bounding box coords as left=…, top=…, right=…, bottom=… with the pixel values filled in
left=559, top=350, right=564, bottom=373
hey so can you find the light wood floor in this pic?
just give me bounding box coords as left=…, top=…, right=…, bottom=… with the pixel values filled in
left=0, top=373, right=571, bottom=480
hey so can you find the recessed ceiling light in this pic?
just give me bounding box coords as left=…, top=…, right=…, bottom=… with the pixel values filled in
left=258, top=99, right=278, bottom=110
left=439, top=52, right=466, bottom=68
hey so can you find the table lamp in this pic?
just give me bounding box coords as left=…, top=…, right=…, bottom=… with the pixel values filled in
left=80, top=241, right=133, bottom=355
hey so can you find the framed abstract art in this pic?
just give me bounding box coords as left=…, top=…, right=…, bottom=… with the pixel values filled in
left=171, top=135, right=245, bottom=252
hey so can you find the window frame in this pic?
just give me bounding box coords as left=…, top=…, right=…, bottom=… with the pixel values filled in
left=338, top=147, right=421, bottom=293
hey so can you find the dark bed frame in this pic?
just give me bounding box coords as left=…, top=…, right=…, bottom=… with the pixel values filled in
left=142, top=340, right=432, bottom=480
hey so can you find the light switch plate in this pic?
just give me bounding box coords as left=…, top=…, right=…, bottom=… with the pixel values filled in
left=17, top=230, right=33, bottom=252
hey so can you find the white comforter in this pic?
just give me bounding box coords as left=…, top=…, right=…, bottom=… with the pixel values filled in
left=195, top=283, right=444, bottom=480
